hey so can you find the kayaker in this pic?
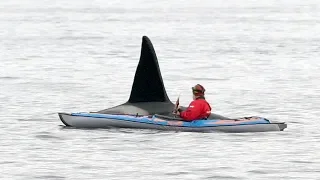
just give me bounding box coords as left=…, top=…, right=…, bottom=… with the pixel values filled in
left=174, top=84, right=212, bottom=121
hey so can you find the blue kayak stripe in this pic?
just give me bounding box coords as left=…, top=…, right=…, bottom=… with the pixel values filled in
left=71, top=113, right=270, bottom=127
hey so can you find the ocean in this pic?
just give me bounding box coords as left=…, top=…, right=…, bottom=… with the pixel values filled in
left=1, top=0, right=319, bottom=179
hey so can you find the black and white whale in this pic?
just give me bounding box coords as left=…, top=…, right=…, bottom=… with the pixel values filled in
left=96, top=36, right=227, bottom=119
left=58, top=36, right=287, bottom=132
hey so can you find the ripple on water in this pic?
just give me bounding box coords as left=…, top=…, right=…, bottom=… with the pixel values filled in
left=205, top=175, right=242, bottom=180
left=0, top=76, right=20, bottom=80
left=34, top=175, right=66, bottom=180
left=34, top=134, right=63, bottom=140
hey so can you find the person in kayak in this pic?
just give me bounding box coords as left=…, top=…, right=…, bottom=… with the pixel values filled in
left=174, top=84, right=212, bottom=121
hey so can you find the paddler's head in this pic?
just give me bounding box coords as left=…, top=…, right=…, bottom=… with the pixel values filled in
left=192, top=84, right=205, bottom=100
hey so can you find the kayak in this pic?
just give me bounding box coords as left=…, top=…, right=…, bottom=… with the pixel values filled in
left=58, top=113, right=287, bottom=133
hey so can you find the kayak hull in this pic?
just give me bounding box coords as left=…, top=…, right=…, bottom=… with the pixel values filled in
left=58, top=113, right=287, bottom=133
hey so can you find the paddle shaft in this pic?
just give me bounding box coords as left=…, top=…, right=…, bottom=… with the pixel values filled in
left=173, top=94, right=180, bottom=115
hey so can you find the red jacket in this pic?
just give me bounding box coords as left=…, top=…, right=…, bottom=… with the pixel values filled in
left=179, top=98, right=211, bottom=121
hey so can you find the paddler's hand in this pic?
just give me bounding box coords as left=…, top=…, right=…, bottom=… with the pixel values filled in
left=177, top=106, right=182, bottom=112
left=172, top=110, right=180, bottom=116
left=173, top=107, right=181, bottom=116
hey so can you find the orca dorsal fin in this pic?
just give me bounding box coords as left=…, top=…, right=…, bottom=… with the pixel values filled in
left=128, top=36, right=171, bottom=103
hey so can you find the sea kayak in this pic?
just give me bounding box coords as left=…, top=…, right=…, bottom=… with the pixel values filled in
left=59, top=113, right=287, bottom=133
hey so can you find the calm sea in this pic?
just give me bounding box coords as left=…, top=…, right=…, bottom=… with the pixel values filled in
left=1, top=0, right=319, bottom=179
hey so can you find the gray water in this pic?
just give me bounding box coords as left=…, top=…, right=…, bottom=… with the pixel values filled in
left=1, top=0, right=320, bottom=179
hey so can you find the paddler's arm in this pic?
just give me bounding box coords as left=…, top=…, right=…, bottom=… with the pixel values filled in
left=179, top=102, right=202, bottom=121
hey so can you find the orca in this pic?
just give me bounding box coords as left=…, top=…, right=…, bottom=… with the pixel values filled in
left=97, top=36, right=229, bottom=119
